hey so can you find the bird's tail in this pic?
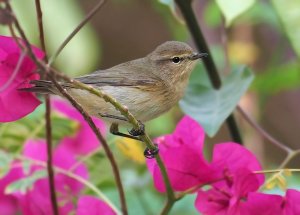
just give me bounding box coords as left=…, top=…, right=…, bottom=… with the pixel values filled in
left=18, top=80, right=56, bottom=94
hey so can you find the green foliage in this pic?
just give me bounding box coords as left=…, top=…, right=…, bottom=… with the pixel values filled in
left=252, top=62, right=300, bottom=95
left=0, top=1, right=101, bottom=76
left=0, top=104, right=79, bottom=149
left=204, top=1, right=222, bottom=28
left=215, top=0, right=256, bottom=26
left=158, top=0, right=175, bottom=11
left=180, top=65, right=254, bottom=137
left=5, top=169, right=48, bottom=194
left=272, top=0, right=300, bottom=58
left=153, top=0, right=188, bottom=40
left=236, top=1, right=279, bottom=27
left=0, top=150, right=13, bottom=178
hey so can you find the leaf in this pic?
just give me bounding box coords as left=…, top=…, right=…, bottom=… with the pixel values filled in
left=215, top=0, right=256, bottom=26
left=272, top=0, right=300, bottom=58
left=252, top=62, right=300, bottom=95
left=5, top=170, right=48, bottom=194
left=158, top=0, right=175, bottom=11
left=180, top=65, right=254, bottom=137
left=0, top=150, right=13, bottom=178
left=0, top=104, right=79, bottom=149
left=4, top=0, right=101, bottom=76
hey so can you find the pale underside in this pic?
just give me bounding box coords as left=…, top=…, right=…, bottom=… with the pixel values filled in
left=68, top=85, right=175, bottom=125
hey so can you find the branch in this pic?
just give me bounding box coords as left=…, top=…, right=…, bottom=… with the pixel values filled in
left=6, top=2, right=129, bottom=214
left=174, top=0, right=243, bottom=144
left=7, top=1, right=175, bottom=213
left=237, top=105, right=292, bottom=153
left=47, top=73, right=128, bottom=215
left=34, top=1, right=59, bottom=214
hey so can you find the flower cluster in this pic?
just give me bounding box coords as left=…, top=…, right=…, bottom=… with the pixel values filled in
left=0, top=36, right=114, bottom=214
left=0, top=36, right=44, bottom=122
left=147, top=116, right=300, bottom=215
left=0, top=100, right=113, bottom=215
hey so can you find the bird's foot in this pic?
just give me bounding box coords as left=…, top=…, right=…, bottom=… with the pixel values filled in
left=129, top=120, right=145, bottom=136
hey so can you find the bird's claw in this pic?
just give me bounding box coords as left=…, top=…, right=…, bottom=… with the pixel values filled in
left=128, top=120, right=145, bottom=136
left=144, top=144, right=159, bottom=159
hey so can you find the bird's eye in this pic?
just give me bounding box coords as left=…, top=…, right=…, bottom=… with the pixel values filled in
left=171, top=57, right=181, bottom=64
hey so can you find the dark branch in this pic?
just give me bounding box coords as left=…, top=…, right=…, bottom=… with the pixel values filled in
left=175, top=0, right=243, bottom=144
left=34, top=1, right=59, bottom=214
left=7, top=1, right=127, bottom=214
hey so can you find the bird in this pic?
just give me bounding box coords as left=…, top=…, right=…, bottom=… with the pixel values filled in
left=25, top=41, right=207, bottom=140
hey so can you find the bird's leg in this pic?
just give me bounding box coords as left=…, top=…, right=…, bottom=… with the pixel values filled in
left=99, top=113, right=128, bottom=121
left=128, top=120, right=145, bottom=136
left=109, top=123, right=141, bottom=141
left=110, top=122, right=159, bottom=159
left=100, top=113, right=145, bottom=137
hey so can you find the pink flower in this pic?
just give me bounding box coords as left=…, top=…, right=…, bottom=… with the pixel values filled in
left=0, top=35, right=44, bottom=122
left=242, top=192, right=283, bottom=215
left=195, top=168, right=263, bottom=215
left=76, top=196, right=116, bottom=215
left=17, top=139, right=88, bottom=215
left=237, top=189, right=300, bottom=215
left=283, top=189, right=300, bottom=215
left=210, top=143, right=264, bottom=186
left=146, top=116, right=215, bottom=192
left=0, top=167, right=23, bottom=215
left=147, top=116, right=263, bottom=193
left=52, top=98, right=106, bottom=155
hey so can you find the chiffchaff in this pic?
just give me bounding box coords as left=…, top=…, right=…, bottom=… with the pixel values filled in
left=26, top=41, right=207, bottom=139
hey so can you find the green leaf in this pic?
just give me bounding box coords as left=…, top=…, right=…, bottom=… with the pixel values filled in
left=158, top=0, right=175, bottom=11
left=272, top=0, right=300, bottom=58
left=0, top=150, right=13, bottom=178
left=5, top=170, right=48, bottom=194
left=252, top=62, right=300, bottom=95
left=180, top=65, right=254, bottom=137
left=3, top=0, right=101, bottom=76
left=215, top=0, right=256, bottom=26
left=0, top=104, right=79, bottom=149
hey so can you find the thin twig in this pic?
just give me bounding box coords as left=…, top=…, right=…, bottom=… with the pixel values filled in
left=6, top=2, right=127, bottom=214
left=7, top=2, right=175, bottom=213
left=254, top=168, right=300, bottom=174
left=34, top=1, right=59, bottom=214
left=8, top=4, right=127, bottom=214
left=237, top=105, right=292, bottom=153
left=45, top=96, right=58, bottom=215
left=47, top=73, right=128, bottom=215
left=35, top=0, right=47, bottom=55
left=174, top=0, right=243, bottom=145
left=47, top=0, right=106, bottom=66
left=69, top=147, right=101, bottom=172
left=16, top=155, right=121, bottom=215
left=278, top=150, right=300, bottom=169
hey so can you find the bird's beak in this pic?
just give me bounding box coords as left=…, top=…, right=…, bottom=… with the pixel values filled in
left=189, top=53, right=208, bottom=60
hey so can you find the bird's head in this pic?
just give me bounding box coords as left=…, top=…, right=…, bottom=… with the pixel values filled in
left=147, top=41, right=207, bottom=82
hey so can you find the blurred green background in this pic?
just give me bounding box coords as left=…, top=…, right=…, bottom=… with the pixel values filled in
left=1, top=0, right=300, bottom=214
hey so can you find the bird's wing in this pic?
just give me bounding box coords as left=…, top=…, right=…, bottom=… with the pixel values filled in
left=75, top=62, right=162, bottom=88
left=75, top=69, right=153, bottom=87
